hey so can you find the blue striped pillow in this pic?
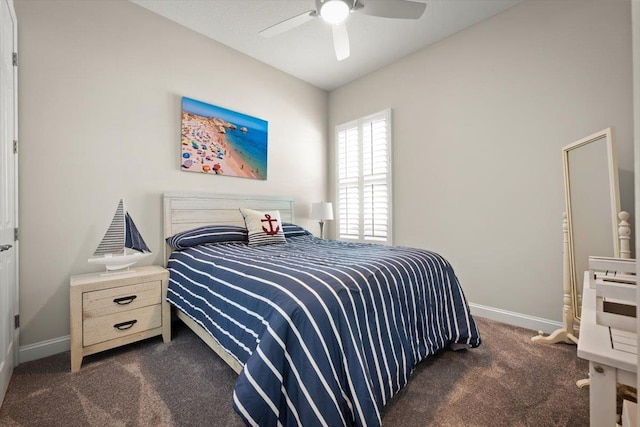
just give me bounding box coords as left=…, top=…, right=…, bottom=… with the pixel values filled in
left=282, top=223, right=312, bottom=238
left=166, top=225, right=247, bottom=250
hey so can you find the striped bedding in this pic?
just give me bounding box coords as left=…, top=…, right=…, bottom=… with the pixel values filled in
left=167, top=234, right=481, bottom=427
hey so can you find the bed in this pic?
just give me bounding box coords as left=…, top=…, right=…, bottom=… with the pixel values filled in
left=163, top=192, right=481, bottom=427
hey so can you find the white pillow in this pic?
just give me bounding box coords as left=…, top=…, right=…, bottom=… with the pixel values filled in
left=240, top=208, right=286, bottom=246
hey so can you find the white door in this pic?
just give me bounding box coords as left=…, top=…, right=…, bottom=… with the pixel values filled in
left=0, top=0, right=17, bottom=407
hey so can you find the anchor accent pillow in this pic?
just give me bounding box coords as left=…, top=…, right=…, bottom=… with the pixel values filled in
left=240, top=208, right=287, bottom=246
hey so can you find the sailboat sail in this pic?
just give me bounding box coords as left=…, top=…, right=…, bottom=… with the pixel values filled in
left=125, top=212, right=150, bottom=253
left=89, top=198, right=152, bottom=272
left=93, top=199, right=126, bottom=257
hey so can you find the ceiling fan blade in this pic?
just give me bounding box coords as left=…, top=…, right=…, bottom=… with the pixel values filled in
left=359, top=0, right=426, bottom=19
left=259, top=10, right=317, bottom=38
left=332, top=22, right=350, bottom=61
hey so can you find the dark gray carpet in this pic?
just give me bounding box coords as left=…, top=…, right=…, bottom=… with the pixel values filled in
left=0, top=317, right=590, bottom=426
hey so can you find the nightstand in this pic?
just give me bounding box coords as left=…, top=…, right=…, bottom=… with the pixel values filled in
left=70, top=265, right=170, bottom=372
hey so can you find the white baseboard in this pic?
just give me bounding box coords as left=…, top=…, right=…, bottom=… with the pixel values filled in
left=469, top=303, right=562, bottom=335
left=15, top=304, right=560, bottom=365
left=18, top=335, right=70, bottom=364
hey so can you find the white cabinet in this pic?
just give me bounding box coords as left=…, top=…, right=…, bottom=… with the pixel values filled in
left=577, top=272, right=637, bottom=426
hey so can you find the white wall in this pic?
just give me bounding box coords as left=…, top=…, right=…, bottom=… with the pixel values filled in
left=329, top=0, right=633, bottom=322
left=15, top=0, right=328, bottom=347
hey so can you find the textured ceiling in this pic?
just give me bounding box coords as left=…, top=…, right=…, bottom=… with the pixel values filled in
left=130, top=0, right=522, bottom=91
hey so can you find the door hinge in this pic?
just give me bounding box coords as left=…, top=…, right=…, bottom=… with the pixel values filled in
left=12, top=52, right=17, bottom=67
left=14, top=315, right=19, bottom=329
left=13, top=140, right=17, bottom=154
left=14, top=227, right=18, bottom=241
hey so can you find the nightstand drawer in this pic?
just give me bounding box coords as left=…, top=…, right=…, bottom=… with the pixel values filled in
left=83, top=304, right=162, bottom=346
left=83, top=281, right=161, bottom=318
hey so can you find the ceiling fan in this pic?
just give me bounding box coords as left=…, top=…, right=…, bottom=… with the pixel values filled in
left=259, top=0, right=427, bottom=61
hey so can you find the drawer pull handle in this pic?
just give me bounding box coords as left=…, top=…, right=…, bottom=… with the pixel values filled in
left=114, top=320, right=137, bottom=330
left=113, top=295, right=137, bottom=305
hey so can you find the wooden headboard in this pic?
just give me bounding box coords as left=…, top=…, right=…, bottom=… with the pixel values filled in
left=163, top=192, right=295, bottom=264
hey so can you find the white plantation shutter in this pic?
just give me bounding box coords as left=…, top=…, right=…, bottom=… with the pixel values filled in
left=338, top=186, right=359, bottom=238
left=363, top=183, right=388, bottom=240
left=335, top=109, right=392, bottom=244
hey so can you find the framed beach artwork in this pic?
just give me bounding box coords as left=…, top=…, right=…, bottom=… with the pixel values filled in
left=180, top=96, right=268, bottom=180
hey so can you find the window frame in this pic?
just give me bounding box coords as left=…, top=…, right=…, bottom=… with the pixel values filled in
left=334, top=108, right=393, bottom=245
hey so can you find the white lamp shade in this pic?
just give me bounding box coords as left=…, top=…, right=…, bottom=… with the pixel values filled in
left=311, top=202, right=334, bottom=221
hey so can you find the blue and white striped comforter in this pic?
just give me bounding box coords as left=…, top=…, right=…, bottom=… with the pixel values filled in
left=167, top=235, right=481, bottom=427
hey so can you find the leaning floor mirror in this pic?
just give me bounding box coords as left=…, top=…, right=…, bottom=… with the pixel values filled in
left=532, top=127, right=629, bottom=345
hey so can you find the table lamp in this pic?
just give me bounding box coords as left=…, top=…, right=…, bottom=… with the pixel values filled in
left=311, top=202, right=334, bottom=239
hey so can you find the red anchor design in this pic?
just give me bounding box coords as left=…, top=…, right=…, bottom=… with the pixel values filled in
left=261, top=214, right=280, bottom=236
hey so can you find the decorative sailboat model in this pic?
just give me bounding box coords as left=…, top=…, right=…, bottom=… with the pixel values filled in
left=88, top=199, right=151, bottom=272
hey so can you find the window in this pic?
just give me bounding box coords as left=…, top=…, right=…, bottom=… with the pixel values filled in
left=335, top=109, right=392, bottom=244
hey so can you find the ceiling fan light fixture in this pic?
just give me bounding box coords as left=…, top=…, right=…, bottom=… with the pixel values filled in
left=320, top=0, right=350, bottom=24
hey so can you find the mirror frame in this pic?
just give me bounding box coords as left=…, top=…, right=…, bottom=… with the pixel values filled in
left=562, top=127, right=620, bottom=322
